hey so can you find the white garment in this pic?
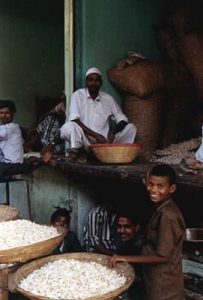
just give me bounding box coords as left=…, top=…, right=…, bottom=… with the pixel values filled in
left=60, top=121, right=136, bottom=149
left=60, top=88, right=136, bottom=148
left=68, top=88, right=128, bottom=139
left=195, top=125, right=203, bottom=162
left=0, top=122, right=23, bottom=163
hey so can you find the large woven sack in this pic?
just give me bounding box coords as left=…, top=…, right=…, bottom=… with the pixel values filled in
left=171, top=9, right=192, bottom=39
left=163, top=65, right=193, bottom=96
left=107, top=62, right=192, bottom=98
left=159, top=96, right=194, bottom=148
left=107, top=62, right=164, bottom=98
left=155, top=27, right=181, bottom=67
left=124, top=94, right=164, bottom=161
left=178, top=33, right=203, bottom=102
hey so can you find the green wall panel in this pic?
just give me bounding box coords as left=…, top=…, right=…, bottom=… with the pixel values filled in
left=75, top=0, right=163, bottom=104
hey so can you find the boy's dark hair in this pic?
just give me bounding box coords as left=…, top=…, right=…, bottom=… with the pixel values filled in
left=116, top=211, right=140, bottom=226
left=0, top=99, right=16, bottom=113
left=148, top=164, right=177, bottom=185
left=50, top=206, right=72, bottom=226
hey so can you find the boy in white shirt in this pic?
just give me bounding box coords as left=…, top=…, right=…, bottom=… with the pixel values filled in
left=0, top=100, right=23, bottom=163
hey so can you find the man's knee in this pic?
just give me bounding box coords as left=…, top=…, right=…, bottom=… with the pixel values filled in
left=60, top=121, right=78, bottom=138
left=124, top=123, right=137, bottom=136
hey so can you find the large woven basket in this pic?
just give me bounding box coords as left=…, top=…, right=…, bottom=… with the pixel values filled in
left=0, top=227, right=67, bottom=264
left=90, top=143, right=141, bottom=164
left=9, top=252, right=135, bottom=300
left=0, top=205, right=20, bottom=222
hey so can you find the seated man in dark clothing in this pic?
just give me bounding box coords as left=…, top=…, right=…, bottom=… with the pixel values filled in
left=24, top=91, right=66, bottom=155
left=116, top=213, right=145, bottom=300
left=50, top=207, right=82, bottom=253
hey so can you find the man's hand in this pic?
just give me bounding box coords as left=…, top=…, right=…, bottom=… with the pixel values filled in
left=109, top=255, right=127, bottom=268
left=107, top=131, right=115, bottom=143
left=73, top=119, right=108, bottom=144
left=95, top=133, right=108, bottom=144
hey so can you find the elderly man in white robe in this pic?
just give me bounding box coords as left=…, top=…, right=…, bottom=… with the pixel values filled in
left=60, top=67, right=136, bottom=162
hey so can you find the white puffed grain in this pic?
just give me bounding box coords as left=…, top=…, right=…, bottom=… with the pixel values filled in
left=0, top=220, right=59, bottom=250
left=19, top=259, right=127, bottom=299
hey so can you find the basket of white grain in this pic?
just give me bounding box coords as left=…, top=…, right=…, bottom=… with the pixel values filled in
left=8, top=252, right=135, bottom=300
left=0, top=204, right=20, bottom=222
left=0, top=219, right=67, bottom=264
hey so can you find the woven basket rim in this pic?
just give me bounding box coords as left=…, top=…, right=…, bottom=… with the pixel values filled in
left=90, top=144, right=141, bottom=163
left=90, top=143, right=141, bottom=149
left=0, top=226, right=67, bottom=264
left=10, top=252, right=135, bottom=300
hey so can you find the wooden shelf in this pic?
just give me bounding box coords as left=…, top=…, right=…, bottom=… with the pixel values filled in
left=56, top=159, right=203, bottom=190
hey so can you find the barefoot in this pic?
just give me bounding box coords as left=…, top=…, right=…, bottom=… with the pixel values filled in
left=41, top=144, right=53, bottom=155
left=42, top=151, right=52, bottom=164
left=185, top=157, right=203, bottom=169
left=185, top=158, right=199, bottom=167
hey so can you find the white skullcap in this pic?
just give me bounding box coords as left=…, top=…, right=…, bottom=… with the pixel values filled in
left=85, top=67, right=102, bottom=78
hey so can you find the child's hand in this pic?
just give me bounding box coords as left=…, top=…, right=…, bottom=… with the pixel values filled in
left=109, top=255, right=127, bottom=268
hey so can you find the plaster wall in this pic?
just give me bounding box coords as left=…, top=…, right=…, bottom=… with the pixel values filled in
left=0, top=0, right=165, bottom=244
left=0, top=0, right=64, bottom=127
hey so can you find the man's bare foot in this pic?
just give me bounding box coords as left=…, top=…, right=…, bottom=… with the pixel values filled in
left=41, top=144, right=53, bottom=155
left=185, top=158, right=203, bottom=169
left=42, top=151, right=52, bottom=164
left=185, top=158, right=199, bottom=167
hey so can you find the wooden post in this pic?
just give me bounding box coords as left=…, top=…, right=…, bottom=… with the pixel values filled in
left=0, top=265, right=18, bottom=300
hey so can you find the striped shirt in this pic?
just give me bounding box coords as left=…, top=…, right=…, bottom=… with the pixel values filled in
left=83, top=206, right=118, bottom=253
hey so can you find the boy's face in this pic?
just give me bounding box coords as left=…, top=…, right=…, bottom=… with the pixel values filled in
left=0, top=107, right=13, bottom=124
left=117, top=217, right=139, bottom=242
left=53, top=216, right=68, bottom=228
left=146, top=175, right=176, bottom=204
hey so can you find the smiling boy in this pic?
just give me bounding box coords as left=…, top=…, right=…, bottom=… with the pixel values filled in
left=110, top=164, right=186, bottom=300
left=0, top=100, right=23, bottom=163
left=116, top=214, right=144, bottom=299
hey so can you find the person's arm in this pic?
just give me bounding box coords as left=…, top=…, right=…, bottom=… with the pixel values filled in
left=94, top=244, right=115, bottom=256
left=109, top=254, right=167, bottom=267
left=107, top=95, right=129, bottom=143
left=108, top=120, right=128, bottom=143
left=73, top=119, right=108, bottom=144
left=114, top=120, right=128, bottom=133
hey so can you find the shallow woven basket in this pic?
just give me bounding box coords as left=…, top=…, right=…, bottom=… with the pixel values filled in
left=0, top=227, right=67, bottom=264
left=0, top=205, right=20, bottom=222
left=90, top=143, right=141, bottom=164
left=9, top=252, right=135, bottom=300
